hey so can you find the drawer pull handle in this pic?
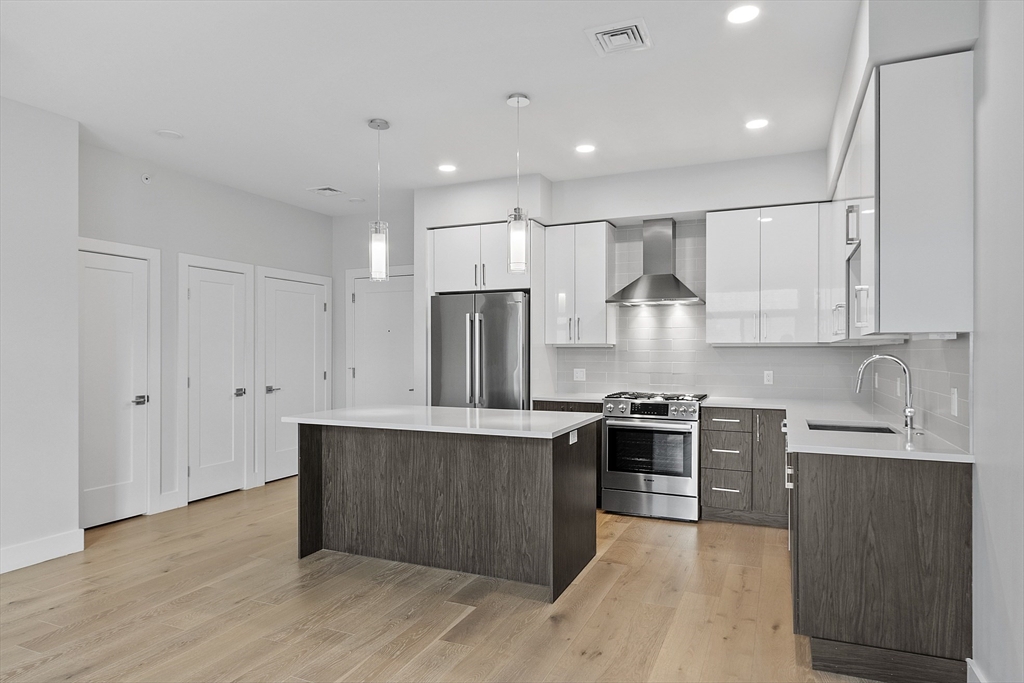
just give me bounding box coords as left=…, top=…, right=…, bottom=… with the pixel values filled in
left=711, top=418, right=741, bottom=423
left=711, top=486, right=741, bottom=493
left=711, top=448, right=741, bottom=454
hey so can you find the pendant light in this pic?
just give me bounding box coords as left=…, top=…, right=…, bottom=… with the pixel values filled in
left=506, top=94, right=530, bottom=274
left=368, top=118, right=390, bottom=281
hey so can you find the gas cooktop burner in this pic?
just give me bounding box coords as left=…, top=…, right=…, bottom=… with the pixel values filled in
left=604, top=391, right=708, bottom=402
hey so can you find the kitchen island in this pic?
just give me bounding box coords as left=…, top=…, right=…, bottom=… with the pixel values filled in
left=283, top=406, right=603, bottom=602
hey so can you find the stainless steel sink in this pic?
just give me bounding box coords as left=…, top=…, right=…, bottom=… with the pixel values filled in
left=806, top=420, right=899, bottom=434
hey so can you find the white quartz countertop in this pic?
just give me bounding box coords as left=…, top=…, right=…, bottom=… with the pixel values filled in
left=706, top=396, right=973, bottom=463
left=283, top=406, right=604, bottom=439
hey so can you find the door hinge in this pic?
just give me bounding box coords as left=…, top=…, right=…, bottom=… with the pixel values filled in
left=324, top=371, right=327, bottom=380
left=187, top=466, right=190, bottom=477
left=324, top=302, right=327, bottom=312
left=351, top=293, right=355, bottom=303
left=187, top=377, right=190, bottom=388
left=187, top=288, right=191, bottom=300
left=351, top=367, right=356, bottom=378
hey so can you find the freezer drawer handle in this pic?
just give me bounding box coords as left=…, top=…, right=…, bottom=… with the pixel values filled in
left=711, top=418, right=740, bottom=423
left=711, top=486, right=741, bottom=494
left=711, top=448, right=740, bottom=454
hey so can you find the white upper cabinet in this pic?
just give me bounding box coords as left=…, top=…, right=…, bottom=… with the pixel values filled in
left=818, top=201, right=849, bottom=343
left=707, top=205, right=818, bottom=345
left=760, top=204, right=819, bottom=343
left=432, top=225, right=480, bottom=293
left=544, top=222, right=615, bottom=346
left=706, top=209, right=761, bottom=344
left=432, top=223, right=530, bottom=293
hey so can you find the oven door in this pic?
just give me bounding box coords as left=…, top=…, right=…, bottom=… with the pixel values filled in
left=603, top=418, right=699, bottom=498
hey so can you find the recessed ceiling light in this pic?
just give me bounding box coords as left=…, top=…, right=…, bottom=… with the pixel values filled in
left=438, top=164, right=457, bottom=172
left=155, top=129, right=183, bottom=140
left=727, top=5, right=760, bottom=24
left=746, top=118, right=769, bottom=129
left=575, top=144, right=596, bottom=153
left=348, top=197, right=365, bottom=203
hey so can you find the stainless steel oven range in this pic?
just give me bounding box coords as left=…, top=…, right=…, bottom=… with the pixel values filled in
left=601, top=391, right=707, bottom=522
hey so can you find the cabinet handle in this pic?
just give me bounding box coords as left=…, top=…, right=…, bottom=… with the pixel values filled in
left=712, top=418, right=740, bottom=423
left=576, top=317, right=581, bottom=342
left=854, top=285, right=870, bottom=328
left=711, top=448, right=740, bottom=454
left=711, top=487, right=741, bottom=494
left=568, top=317, right=572, bottom=342
left=482, top=263, right=486, bottom=287
left=832, top=303, right=847, bottom=335
left=756, top=413, right=760, bottom=442
left=846, top=204, right=860, bottom=244
left=474, top=264, right=478, bottom=287
left=762, top=313, right=768, bottom=340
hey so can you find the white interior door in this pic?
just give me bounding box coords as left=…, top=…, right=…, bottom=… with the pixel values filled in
left=264, top=277, right=326, bottom=481
left=351, top=276, right=415, bottom=406
left=188, top=266, right=247, bottom=501
left=79, top=251, right=149, bottom=528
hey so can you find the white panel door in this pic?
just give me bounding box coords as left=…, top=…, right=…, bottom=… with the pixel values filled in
left=188, top=267, right=247, bottom=501
left=706, top=209, right=761, bottom=344
left=432, top=226, right=480, bottom=292
left=574, top=222, right=610, bottom=344
left=264, top=278, right=326, bottom=482
left=478, top=222, right=530, bottom=291
left=79, top=251, right=149, bottom=528
left=544, top=224, right=576, bottom=344
left=352, top=275, right=415, bottom=406
left=760, top=204, right=819, bottom=343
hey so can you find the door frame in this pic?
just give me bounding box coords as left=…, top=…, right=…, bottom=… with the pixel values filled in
left=176, top=254, right=256, bottom=497
left=77, top=238, right=163, bottom=515
left=345, top=265, right=414, bottom=408
left=255, top=266, right=332, bottom=487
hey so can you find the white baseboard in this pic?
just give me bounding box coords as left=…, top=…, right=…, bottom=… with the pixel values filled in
left=967, top=658, right=987, bottom=683
left=0, top=528, right=84, bottom=574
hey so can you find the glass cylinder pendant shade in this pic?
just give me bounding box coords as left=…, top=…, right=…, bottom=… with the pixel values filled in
left=507, top=207, right=528, bottom=273
left=369, top=220, right=389, bottom=281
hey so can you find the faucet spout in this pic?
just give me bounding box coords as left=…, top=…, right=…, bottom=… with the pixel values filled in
left=855, top=354, right=916, bottom=438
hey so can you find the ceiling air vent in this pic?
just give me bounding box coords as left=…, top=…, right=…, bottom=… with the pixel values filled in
left=306, top=186, right=344, bottom=197
left=585, top=18, right=652, bottom=56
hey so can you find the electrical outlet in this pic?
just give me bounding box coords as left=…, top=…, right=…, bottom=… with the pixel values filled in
left=951, top=387, right=958, bottom=417
left=897, top=378, right=903, bottom=397
left=573, top=368, right=586, bottom=382
left=763, top=370, right=774, bottom=385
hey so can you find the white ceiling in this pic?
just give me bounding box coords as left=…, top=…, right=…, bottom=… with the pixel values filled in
left=0, top=1, right=859, bottom=216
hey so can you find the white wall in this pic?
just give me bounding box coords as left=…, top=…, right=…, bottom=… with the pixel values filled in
left=331, top=190, right=414, bottom=407
left=0, top=98, right=83, bottom=572
left=970, top=1, right=1024, bottom=680
left=78, top=143, right=333, bottom=511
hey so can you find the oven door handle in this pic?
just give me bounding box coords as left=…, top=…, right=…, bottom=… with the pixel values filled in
left=605, top=419, right=694, bottom=431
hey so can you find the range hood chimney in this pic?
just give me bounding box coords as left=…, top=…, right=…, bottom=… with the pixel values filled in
left=606, top=218, right=704, bottom=305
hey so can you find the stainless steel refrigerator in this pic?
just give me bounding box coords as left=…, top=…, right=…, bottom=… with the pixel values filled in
left=430, top=292, right=529, bottom=409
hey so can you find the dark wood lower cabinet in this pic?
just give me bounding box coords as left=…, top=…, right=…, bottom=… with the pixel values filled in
left=791, top=451, right=972, bottom=683
left=298, top=422, right=598, bottom=602
left=533, top=400, right=603, bottom=508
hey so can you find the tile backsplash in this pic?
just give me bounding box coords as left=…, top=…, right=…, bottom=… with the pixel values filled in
left=871, top=336, right=971, bottom=451
left=554, top=221, right=876, bottom=403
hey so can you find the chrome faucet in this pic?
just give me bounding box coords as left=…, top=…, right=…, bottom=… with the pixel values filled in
left=856, top=354, right=915, bottom=438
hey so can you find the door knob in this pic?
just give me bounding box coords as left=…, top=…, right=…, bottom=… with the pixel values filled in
left=131, top=395, right=148, bottom=405
left=266, top=385, right=282, bottom=393
left=234, top=388, right=246, bottom=397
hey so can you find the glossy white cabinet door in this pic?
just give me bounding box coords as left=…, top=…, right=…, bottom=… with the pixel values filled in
left=817, top=201, right=848, bottom=342
left=432, top=226, right=480, bottom=292
left=544, top=224, right=576, bottom=344
left=479, top=222, right=530, bottom=291
left=574, top=222, right=610, bottom=344
left=860, top=70, right=876, bottom=201
left=706, top=209, right=761, bottom=344
left=760, top=204, right=818, bottom=344
left=848, top=197, right=878, bottom=337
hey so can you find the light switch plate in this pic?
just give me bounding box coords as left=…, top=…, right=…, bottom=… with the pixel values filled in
left=763, top=370, right=774, bottom=385
left=951, top=387, right=958, bottom=417
left=573, top=368, right=586, bottom=382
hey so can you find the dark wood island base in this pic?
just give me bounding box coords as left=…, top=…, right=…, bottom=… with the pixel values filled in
left=298, top=421, right=598, bottom=602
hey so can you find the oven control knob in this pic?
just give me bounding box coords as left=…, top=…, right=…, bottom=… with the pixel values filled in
left=605, top=404, right=613, bottom=413
left=687, top=407, right=697, bottom=415
left=670, top=406, right=678, bottom=414
left=618, top=405, right=627, bottom=413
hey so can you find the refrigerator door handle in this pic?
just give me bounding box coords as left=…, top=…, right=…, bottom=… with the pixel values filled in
left=465, top=313, right=473, bottom=404
left=517, top=301, right=526, bottom=409
left=474, top=313, right=483, bottom=407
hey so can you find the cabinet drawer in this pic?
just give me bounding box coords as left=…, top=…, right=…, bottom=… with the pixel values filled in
left=701, top=431, right=752, bottom=471
left=533, top=400, right=566, bottom=412
left=701, top=469, right=751, bottom=511
left=702, top=407, right=753, bottom=432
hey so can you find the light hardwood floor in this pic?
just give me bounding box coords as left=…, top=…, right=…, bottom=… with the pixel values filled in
left=0, top=478, right=870, bottom=683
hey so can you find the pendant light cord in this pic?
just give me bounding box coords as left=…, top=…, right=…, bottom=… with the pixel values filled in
left=516, top=99, right=521, bottom=208
left=376, top=128, right=381, bottom=223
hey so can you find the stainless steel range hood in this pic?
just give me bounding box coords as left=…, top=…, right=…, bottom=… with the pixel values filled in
left=606, top=218, right=704, bottom=305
